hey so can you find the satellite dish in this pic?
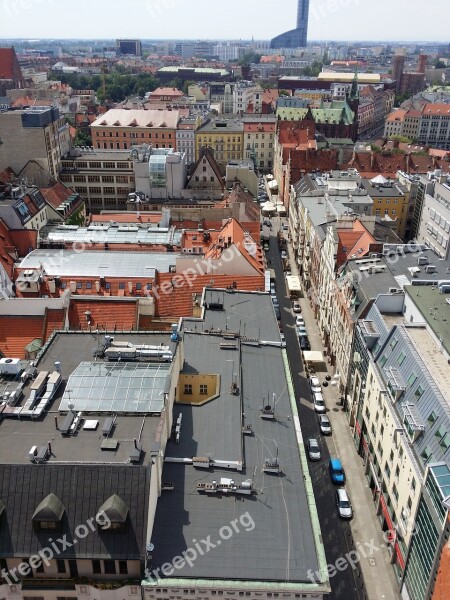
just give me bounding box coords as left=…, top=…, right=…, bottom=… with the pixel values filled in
left=68, top=401, right=75, bottom=411
left=264, top=405, right=272, bottom=411
left=147, top=543, right=154, bottom=552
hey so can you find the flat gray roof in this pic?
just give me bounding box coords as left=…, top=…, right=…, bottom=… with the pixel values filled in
left=184, top=289, right=281, bottom=341
left=0, top=332, right=176, bottom=465
left=18, top=249, right=179, bottom=278
left=150, top=341, right=320, bottom=582
left=40, top=224, right=182, bottom=247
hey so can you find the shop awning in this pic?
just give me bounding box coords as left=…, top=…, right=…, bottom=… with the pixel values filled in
left=303, top=351, right=324, bottom=363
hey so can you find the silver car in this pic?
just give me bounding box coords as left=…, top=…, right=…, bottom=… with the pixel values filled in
left=306, top=438, right=321, bottom=461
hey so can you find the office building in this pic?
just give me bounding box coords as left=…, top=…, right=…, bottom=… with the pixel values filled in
left=271, top=0, right=310, bottom=49
left=116, top=39, right=142, bottom=56
left=0, top=107, right=69, bottom=181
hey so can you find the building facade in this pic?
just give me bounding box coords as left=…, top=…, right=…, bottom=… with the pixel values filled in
left=243, top=117, right=276, bottom=172
left=195, top=119, right=244, bottom=164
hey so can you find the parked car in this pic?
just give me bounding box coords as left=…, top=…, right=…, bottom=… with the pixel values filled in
left=309, top=376, right=322, bottom=394
left=263, top=219, right=272, bottom=227
left=292, top=301, right=301, bottom=313
left=329, top=458, right=345, bottom=484
left=318, top=414, right=332, bottom=435
left=295, top=315, right=305, bottom=327
left=299, top=336, right=310, bottom=351
left=281, top=250, right=288, bottom=260
left=280, top=333, right=286, bottom=348
left=336, top=488, right=353, bottom=519
left=297, top=326, right=307, bottom=337
left=306, top=438, right=321, bottom=461
left=285, top=270, right=292, bottom=277
left=313, top=392, right=326, bottom=413
left=270, top=282, right=276, bottom=295
left=282, top=223, right=289, bottom=232
left=272, top=296, right=279, bottom=307
left=274, top=306, right=281, bottom=320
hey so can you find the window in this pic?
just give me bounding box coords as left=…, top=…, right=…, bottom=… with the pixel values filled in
left=105, top=282, right=111, bottom=290
left=397, top=352, right=406, bottom=365
left=184, top=384, right=192, bottom=395
left=415, top=385, right=425, bottom=399
left=119, top=560, right=128, bottom=575
left=86, top=281, right=92, bottom=290
left=119, top=282, right=125, bottom=290
left=92, top=560, right=101, bottom=574
left=428, top=411, right=437, bottom=424
left=146, top=283, right=152, bottom=291
left=57, top=559, right=66, bottom=574
left=392, top=484, right=399, bottom=504
left=379, top=355, right=388, bottom=367
left=200, top=384, right=208, bottom=395
left=76, top=282, right=82, bottom=289
left=408, top=373, right=417, bottom=386
left=421, top=447, right=432, bottom=463
left=136, top=283, right=142, bottom=290
left=104, top=560, right=116, bottom=575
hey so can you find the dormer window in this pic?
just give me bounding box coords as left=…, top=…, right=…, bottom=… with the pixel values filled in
left=97, top=494, right=129, bottom=531
left=32, top=493, right=65, bottom=531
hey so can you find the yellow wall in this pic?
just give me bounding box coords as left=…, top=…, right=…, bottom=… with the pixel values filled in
left=195, top=131, right=244, bottom=163
left=177, top=373, right=219, bottom=404
left=372, top=193, right=409, bottom=239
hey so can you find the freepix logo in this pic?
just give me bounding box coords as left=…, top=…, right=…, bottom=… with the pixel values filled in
left=0, top=511, right=111, bottom=583
left=145, top=512, right=256, bottom=582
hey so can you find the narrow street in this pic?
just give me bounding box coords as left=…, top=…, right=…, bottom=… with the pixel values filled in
left=267, top=217, right=400, bottom=600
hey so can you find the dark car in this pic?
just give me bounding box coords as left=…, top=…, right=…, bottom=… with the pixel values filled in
left=274, top=306, right=281, bottom=320
left=299, top=337, right=310, bottom=351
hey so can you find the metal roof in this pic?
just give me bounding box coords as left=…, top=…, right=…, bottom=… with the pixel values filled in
left=40, top=224, right=182, bottom=247
left=18, top=249, right=178, bottom=278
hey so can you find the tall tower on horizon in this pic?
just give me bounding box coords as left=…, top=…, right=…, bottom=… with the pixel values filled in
left=271, top=0, right=310, bottom=49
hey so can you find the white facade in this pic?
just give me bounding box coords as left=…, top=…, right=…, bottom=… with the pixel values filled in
left=416, top=180, right=450, bottom=258
left=176, top=129, right=196, bottom=165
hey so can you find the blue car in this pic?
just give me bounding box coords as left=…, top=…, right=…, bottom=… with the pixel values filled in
left=329, top=458, right=345, bottom=484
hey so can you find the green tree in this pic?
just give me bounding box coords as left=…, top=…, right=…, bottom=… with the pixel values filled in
left=73, top=129, right=92, bottom=147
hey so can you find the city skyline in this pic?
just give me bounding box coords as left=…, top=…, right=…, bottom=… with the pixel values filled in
left=0, top=0, right=449, bottom=43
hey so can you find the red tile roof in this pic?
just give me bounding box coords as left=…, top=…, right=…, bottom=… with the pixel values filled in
left=337, top=220, right=376, bottom=268
left=68, top=299, right=138, bottom=331
left=90, top=213, right=161, bottom=224
left=40, top=181, right=77, bottom=209
left=422, top=103, right=450, bottom=116
left=0, top=315, right=44, bottom=359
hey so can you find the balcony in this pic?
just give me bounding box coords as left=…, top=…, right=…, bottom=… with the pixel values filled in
left=21, top=578, right=76, bottom=590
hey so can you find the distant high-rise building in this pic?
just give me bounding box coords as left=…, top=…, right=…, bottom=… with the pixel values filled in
left=116, top=39, right=142, bottom=56
left=392, top=53, right=406, bottom=93
left=271, top=0, right=310, bottom=49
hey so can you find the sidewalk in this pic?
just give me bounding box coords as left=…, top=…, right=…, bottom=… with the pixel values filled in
left=284, top=228, right=401, bottom=600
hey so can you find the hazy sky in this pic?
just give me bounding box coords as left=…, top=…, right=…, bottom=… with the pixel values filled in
left=0, top=0, right=448, bottom=42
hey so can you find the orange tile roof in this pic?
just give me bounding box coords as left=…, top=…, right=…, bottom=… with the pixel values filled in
left=40, top=181, right=77, bottom=209
left=42, top=308, right=65, bottom=340
left=386, top=109, right=407, bottom=122
left=90, top=213, right=161, bottom=224
left=260, top=55, right=284, bottom=63
left=149, top=87, right=184, bottom=97
left=0, top=167, right=15, bottom=183
left=68, top=299, right=138, bottom=331
left=0, top=315, right=44, bottom=359
left=243, top=121, right=276, bottom=133
left=422, top=103, right=450, bottom=116
left=337, top=220, right=376, bottom=267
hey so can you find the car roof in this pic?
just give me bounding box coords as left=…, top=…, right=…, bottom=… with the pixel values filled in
left=308, top=438, right=319, bottom=445
left=320, top=415, right=330, bottom=422
left=337, top=488, right=349, bottom=500
left=330, top=457, right=342, bottom=467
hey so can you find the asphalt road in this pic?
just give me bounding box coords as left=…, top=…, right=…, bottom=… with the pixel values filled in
left=268, top=230, right=360, bottom=600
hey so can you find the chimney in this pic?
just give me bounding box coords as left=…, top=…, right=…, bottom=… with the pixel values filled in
left=134, top=438, right=138, bottom=449
left=48, top=441, right=52, bottom=454
left=54, top=416, right=58, bottom=430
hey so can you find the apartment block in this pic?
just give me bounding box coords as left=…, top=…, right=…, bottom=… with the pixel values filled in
left=347, top=288, right=450, bottom=597
left=418, top=104, right=450, bottom=149
left=0, top=107, right=69, bottom=180
left=243, top=116, right=276, bottom=172
left=195, top=119, right=244, bottom=164
left=416, top=178, right=450, bottom=258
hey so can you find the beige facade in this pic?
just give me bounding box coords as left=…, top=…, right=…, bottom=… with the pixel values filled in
left=60, top=151, right=135, bottom=213
left=0, top=109, right=69, bottom=180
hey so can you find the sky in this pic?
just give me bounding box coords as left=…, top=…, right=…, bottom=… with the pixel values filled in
left=0, top=0, right=449, bottom=42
